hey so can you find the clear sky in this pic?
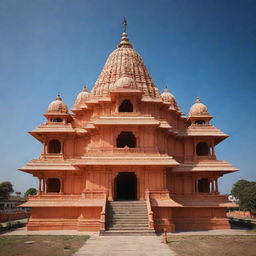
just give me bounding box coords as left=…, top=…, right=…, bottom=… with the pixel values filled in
left=0, top=0, right=255, bottom=194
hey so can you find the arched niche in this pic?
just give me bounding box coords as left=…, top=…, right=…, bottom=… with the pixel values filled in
left=116, top=131, right=136, bottom=148
left=198, top=178, right=210, bottom=193
left=48, top=139, right=61, bottom=153
left=118, top=99, right=133, bottom=112
left=196, top=142, right=209, bottom=156
left=46, top=178, right=60, bottom=193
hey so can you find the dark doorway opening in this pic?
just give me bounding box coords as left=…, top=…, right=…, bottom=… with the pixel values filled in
left=115, top=172, right=137, bottom=200
left=47, top=178, right=60, bottom=193
left=48, top=139, right=61, bottom=153
left=196, top=142, right=209, bottom=156
left=198, top=178, right=210, bottom=193
left=119, top=99, right=133, bottom=112
left=116, top=131, right=136, bottom=148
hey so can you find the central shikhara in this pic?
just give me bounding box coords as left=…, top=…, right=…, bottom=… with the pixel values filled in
left=20, top=24, right=238, bottom=233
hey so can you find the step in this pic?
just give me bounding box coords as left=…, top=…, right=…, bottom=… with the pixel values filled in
left=108, top=218, right=148, bottom=222
left=108, top=221, right=147, bottom=225
left=108, top=211, right=147, bottom=215
left=108, top=226, right=149, bottom=230
left=100, top=230, right=155, bottom=236
left=108, top=223, right=148, bottom=227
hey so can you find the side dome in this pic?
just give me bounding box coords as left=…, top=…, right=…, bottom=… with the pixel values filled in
left=161, top=88, right=176, bottom=104
left=48, top=94, right=68, bottom=113
left=113, top=76, right=137, bottom=90
left=75, top=85, right=90, bottom=104
left=189, top=97, right=209, bottom=116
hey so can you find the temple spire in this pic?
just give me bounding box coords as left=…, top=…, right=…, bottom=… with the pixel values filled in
left=123, top=16, right=127, bottom=33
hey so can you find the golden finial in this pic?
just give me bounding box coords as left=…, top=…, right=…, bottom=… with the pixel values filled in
left=56, top=92, right=62, bottom=100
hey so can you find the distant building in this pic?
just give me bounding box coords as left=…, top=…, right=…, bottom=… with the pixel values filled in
left=0, top=195, right=29, bottom=222
left=20, top=21, right=238, bottom=233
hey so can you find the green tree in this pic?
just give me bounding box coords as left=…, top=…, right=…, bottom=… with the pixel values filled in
left=0, top=181, right=14, bottom=198
left=231, top=179, right=256, bottom=211
left=24, top=187, right=37, bottom=198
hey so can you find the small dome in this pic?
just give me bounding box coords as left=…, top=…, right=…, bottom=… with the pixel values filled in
left=161, top=88, right=176, bottom=104
left=48, top=94, right=68, bottom=113
left=189, top=97, right=209, bottom=116
left=75, top=85, right=90, bottom=104
left=112, top=76, right=137, bottom=90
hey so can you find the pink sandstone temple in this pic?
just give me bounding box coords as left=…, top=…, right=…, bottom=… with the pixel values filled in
left=20, top=21, right=238, bottom=234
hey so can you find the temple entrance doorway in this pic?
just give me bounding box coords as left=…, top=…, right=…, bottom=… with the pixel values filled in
left=115, top=172, right=137, bottom=200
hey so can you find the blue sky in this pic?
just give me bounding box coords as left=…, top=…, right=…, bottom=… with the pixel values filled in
left=0, top=0, right=255, bottom=194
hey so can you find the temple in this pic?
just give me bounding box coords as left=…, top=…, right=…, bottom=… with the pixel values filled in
left=20, top=21, right=238, bottom=233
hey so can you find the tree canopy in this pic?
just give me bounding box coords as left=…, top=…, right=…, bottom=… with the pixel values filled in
left=24, top=187, right=37, bottom=198
left=231, top=179, right=256, bottom=211
left=0, top=181, right=14, bottom=199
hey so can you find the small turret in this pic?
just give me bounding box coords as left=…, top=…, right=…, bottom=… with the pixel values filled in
left=188, top=97, right=212, bottom=125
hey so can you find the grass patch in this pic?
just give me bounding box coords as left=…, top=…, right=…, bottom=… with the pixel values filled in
left=0, top=235, right=89, bottom=256
left=168, top=235, right=256, bottom=256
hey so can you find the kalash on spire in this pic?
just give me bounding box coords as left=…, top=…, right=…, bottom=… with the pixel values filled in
left=19, top=19, right=238, bottom=234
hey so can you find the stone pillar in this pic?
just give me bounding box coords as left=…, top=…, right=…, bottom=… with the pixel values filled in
left=163, top=169, right=167, bottom=189
left=59, top=178, right=63, bottom=194
left=215, top=178, right=219, bottom=193
left=192, top=177, right=195, bottom=194
left=211, top=141, right=216, bottom=158
left=193, top=139, right=197, bottom=160
left=61, top=140, right=64, bottom=154
left=43, top=178, right=47, bottom=193
left=38, top=178, right=42, bottom=195
left=210, top=179, right=214, bottom=193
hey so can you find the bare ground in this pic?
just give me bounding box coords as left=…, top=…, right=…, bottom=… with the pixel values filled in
left=0, top=235, right=89, bottom=256
left=168, top=235, right=256, bottom=256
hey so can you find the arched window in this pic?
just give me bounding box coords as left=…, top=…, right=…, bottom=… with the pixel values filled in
left=195, top=120, right=205, bottom=125
left=48, top=139, right=61, bottom=153
left=118, top=99, right=133, bottom=112
left=52, top=118, right=62, bottom=122
left=116, top=132, right=136, bottom=148
left=198, top=178, right=210, bottom=193
left=196, top=142, right=209, bottom=156
left=46, top=178, right=60, bottom=193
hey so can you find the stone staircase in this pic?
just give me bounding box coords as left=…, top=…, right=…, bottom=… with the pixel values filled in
left=100, top=201, right=155, bottom=236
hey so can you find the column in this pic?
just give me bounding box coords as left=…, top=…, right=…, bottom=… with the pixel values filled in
left=210, top=179, right=214, bottom=193
left=211, top=140, right=216, bottom=158
left=193, top=138, right=197, bottom=160
left=59, top=178, right=63, bottom=194
left=43, top=178, right=47, bottom=193
left=215, top=178, right=219, bottom=193
left=61, top=140, right=64, bottom=154
left=38, top=178, right=42, bottom=195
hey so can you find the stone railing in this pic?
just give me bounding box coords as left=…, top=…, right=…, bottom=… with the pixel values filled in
left=147, top=189, right=171, bottom=200
left=28, top=194, right=82, bottom=200
left=82, top=189, right=107, bottom=200
left=100, top=193, right=108, bottom=231
left=172, top=194, right=229, bottom=202
left=113, top=147, right=143, bottom=153
left=145, top=190, right=154, bottom=230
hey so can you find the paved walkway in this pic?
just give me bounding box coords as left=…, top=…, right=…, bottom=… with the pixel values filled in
left=2, top=227, right=252, bottom=236
left=73, top=234, right=176, bottom=256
